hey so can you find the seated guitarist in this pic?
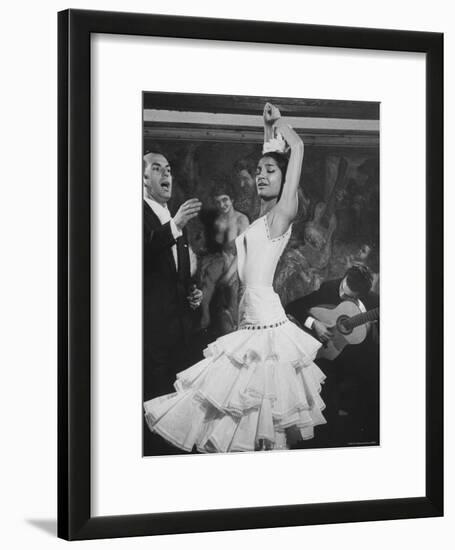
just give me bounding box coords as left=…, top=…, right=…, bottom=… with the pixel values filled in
left=285, top=265, right=379, bottom=446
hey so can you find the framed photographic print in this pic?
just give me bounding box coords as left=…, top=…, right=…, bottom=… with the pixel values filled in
left=58, top=8, right=443, bottom=540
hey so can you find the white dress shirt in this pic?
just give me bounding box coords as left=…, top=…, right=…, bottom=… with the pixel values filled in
left=144, top=195, right=182, bottom=269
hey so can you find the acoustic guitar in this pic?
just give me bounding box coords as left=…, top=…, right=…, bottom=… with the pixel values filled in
left=309, top=301, right=379, bottom=360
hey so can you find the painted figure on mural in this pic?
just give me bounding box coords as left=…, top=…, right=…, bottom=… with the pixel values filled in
left=199, top=187, right=249, bottom=335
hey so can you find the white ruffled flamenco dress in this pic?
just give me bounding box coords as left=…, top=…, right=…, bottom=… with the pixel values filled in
left=144, top=215, right=327, bottom=452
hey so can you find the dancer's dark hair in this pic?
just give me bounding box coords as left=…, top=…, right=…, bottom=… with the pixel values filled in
left=258, top=151, right=289, bottom=180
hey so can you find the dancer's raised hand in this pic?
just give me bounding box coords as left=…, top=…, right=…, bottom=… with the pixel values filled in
left=263, top=102, right=281, bottom=125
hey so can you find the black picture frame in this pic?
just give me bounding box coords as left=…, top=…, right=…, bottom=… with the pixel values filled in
left=58, top=8, right=443, bottom=541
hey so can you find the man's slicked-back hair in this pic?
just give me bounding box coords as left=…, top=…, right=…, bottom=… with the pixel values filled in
left=345, top=265, right=374, bottom=296
left=143, top=150, right=167, bottom=172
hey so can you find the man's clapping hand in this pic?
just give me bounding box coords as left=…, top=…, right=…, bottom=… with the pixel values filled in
left=173, top=198, right=202, bottom=231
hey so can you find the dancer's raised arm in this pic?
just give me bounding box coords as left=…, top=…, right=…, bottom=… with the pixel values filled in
left=262, top=103, right=304, bottom=225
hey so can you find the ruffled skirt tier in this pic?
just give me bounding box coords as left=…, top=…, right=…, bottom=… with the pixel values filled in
left=144, top=320, right=327, bottom=453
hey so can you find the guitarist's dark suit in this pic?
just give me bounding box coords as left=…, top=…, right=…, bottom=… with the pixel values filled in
left=285, top=278, right=379, bottom=445
left=143, top=200, right=200, bottom=401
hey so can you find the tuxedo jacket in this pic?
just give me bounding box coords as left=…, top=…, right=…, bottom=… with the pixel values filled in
left=143, top=200, right=197, bottom=354
left=285, top=278, right=379, bottom=353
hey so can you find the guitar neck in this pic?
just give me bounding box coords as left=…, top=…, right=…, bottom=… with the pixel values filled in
left=345, top=307, right=379, bottom=329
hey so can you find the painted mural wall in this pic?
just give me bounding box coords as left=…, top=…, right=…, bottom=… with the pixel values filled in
left=145, top=139, right=379, bottom=336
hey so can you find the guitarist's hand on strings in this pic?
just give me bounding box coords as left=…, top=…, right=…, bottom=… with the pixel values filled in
left=313, top=320, right=333, bottom=344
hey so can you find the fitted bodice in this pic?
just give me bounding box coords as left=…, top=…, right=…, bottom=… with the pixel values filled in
left=235, top=215, right=291, bottom=287
left=235, top=216, right=291, bottom=328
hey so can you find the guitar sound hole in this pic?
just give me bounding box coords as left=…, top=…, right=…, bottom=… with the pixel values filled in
left=336, top=315, right=352, bottom=335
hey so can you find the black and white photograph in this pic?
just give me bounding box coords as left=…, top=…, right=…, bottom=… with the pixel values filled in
left=142, top=92, right=380, bottom=456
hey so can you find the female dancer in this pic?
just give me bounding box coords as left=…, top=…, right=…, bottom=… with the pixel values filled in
left=144, top=103, right=326, bottom=452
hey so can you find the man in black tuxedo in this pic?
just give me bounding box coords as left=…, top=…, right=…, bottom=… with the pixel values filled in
left=143, top=151, right=203, bottom=401
left=285, top=265, right=379, bottom=446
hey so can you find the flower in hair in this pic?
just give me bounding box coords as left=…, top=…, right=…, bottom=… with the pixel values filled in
left=262, top=131, right=287, bottom=154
